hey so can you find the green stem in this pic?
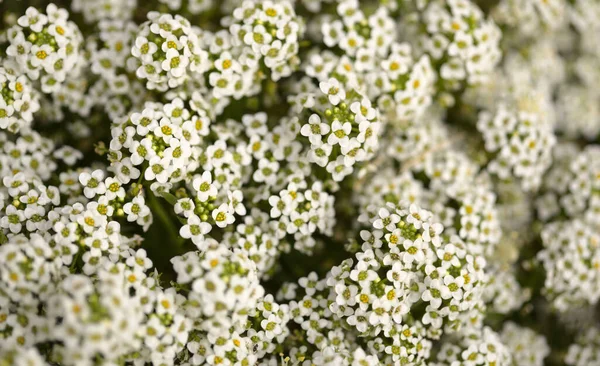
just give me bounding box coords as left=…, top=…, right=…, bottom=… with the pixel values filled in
left=147, top=191, right=185, bottom=248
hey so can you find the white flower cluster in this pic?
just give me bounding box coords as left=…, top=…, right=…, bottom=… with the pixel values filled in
left=566, top=327, right=600, bottom=366
left=556, top=84, right=600, bottom=140
left=86, top=20, right=147, bottom=120
left=500, top=322, right=550, bottom=366
left=402, top=0, right=502, bottom=91
left=6, top=4, right=83, bottom=93
left=171, top=241, right=263, bottom=335
left=331, top=203, right=487, bottom=339
left=110, top=99, right=204, bottom=187
left=266, top=179, right=336, bottom=254
left=419, top=151, right=502, bottom=256
left=477, top=99, right=556, bottom=191
left=171, top=242, right=297, bottom=365
left=537, top=145, right=600, bottom=224
left=384, top=108, right=447, bottom=163
left=71, top=0, right=137, bottom=23
left=492, top=0, right=566, bottom=39
left=297, top=80, right=382, bottom=181
left=2, top=0, right=600, bottom=364
left=44, top=255, right=189, bottom=366
left=132, top=12, right=209, bottom=91
left=229, top=1, right=302, bottom=80
left=431, top=326, right=512, bottom=366
left=309, top=0, right=436, bottom=123
left=538, top=219, right=600, bottom=311
left=0, top=229, right=191, bottom=365
left=482, top=265, right=530, bottom=314
left=0, top=66, right=39, bottom=133
left=357, top=150, right=502, bottom=257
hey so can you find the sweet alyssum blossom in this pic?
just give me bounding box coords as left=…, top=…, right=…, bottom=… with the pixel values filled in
left=0, top=0, right=599, bottom=365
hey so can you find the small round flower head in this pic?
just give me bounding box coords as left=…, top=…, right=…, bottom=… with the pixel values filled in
left=355, top=168, right=426, bottom=226
left=402, top=0, right=502, bottom=91
left=418, top=150, right=502, bottom=256
left=384, top=107, right=448, bottom=164
left=566, top=327, right=600, bottom=366
left=538, top=219, right=600, bottom=311
left=171, top=240, right=264, bottom=335
left=195, top=29, right=265, bottom=103
left=131, top=12, right=209, bottom=91
left=0, top=66, right=40, bottom=133
left=71, top=0, right=137, bottom=23
left=500, top=322, right=550, bottom=366
left=492, top=0, right=566, bottom=40
left=41, top=251, right=188, bottom=365
left=477, top=94, right=556, bottom=191
left=296, top=80, right=382, bottom=182
left=482, top=264, right=530, bottom=314
left=223, top=209, right=285, bottom=277
left=371, top=45, right=436, bottom=124
left=266, top=179, right=336, bottom=254
left=568, top=0, right=600, bottom=34
left=0, top=234, right=60, bottom=309
left=44, top=272, right=140, bottom=363
left=537, top=145, right=600, bottom=225
left=86, top=20, right=147, bottom=120
left=1, top=130, right=62, bottom=175
left=6, top=4, right=84, bottom=93
left=329, top=202, right=487, bottom=339
left=466, top=40, right=565, bottom=109
left=230, top=0, right=303, bottom=80
left=109, top=99, right=204, bottom=187
left=0, top=346, right=46, bottom=366
left=358, top=149, right=502, bottom=257
left=158, top=0, right=214, bottom=15
left=433, top=326, right=512, bottom=366
left=283, top=272, right=395, bottom=365
left=556, top=84, right=600, bottom=140
left=304, top=2, right=436, bottom=124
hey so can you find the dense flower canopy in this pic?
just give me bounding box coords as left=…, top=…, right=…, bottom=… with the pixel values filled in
left=0, top=0, right=599, bottom=365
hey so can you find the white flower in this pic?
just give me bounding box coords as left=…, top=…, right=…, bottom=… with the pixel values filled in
left=123, top=195, right=150, bottom=222
left=104, top=177, right=126, bottom=200
left=180, top=214, right=212, bottom=248
left=193, top=171, right=217, bottom=202
left=228, top=190, right=246, bottom=216
left=162, top=48, right=188, bottom=77
left=301, top=114, right=330, bottom=145
left=1, top=205, right=25, bottom=233
left=253, top=159, right=279, bottom=185
left=401, top=238, right=426, bottom=264
left=79, top=170, right=107, bottom=199
left=308, top=142, right=332, bottom=167
left=327, top=120, right=351, bottom=147
left=212, top=203, right=235, bottom=228
left=320, top=78, right=346, bottom=105
left=407, top=204, right=428, bottom=229
left=350, top=99, right=377, bottom=122
left=261, top=313, right=283, bottom=339
left=326, top=155, right=353, bottom=182
left=144, top=156, right=171, bottom=183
